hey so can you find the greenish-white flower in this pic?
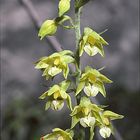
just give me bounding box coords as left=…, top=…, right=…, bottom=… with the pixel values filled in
left=70, top=97, right=103, bottom=128
left=97, top=110, right=124, bottom=138
left=35, top=50, right=75, bottom=79
left=41, top=128, right=73, bottom=140
left=99, top=126, right=111, bottom=138
left=79, top=27, right=108, bottom=56
left=39, top=81, right=72, bottom=111
left=76, top=66, right=112, bottom=97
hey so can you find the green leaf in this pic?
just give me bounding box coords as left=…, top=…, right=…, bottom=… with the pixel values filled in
left=96, top=81, right=106, bottom=97
left=38, top=20, right=57, bottom=40
left=42, top=66, right=50, bottom=76
left=66, top=95, right=72, bottom=110
left=39, top=91, right=48, bottom=99
left=56, top=15, right=74, bottom=27
left=80, top=97, right=91, bottom=106
left=45, top=101, right=51, bottom=110
left=62, top=55, right=75, bottom=63
left=60, top=80, right=70, bottom=90
left=103, top=111, right=124, bottom=120
left=59, top=90, right=68, bottom=99
left=95, top=43, right=105, bottom=57
left=76, top=81, right=85, bottom=96
left=48, top=85, right=60, bottom=96
left=90, top=103, right=103, bottom=112
left=63, top=65, right=69, bottom=79
left=59, top=0, right=71, bottom=17
left=79, top=35, right=88, bottom=56
left=35, top=61, right=49, bottom=69
left=59, top=50, right=73, bottom=56
left=99, top=74, right=113, bottom=83
left=75, top=0, right=90, bottom=10
left=84, top=27, right=93, bottom=35
left=71, top=116, right=79, bottom=128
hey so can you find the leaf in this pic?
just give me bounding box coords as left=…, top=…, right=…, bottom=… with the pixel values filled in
left=63, top=65, right=69, bottom=79
left=84, top=27, right=94, bottom=35
left=35, top=61, right=49, bottom=69
left=71, top=116, right=79, bottom=128
left=59, top=90, right=68, bottom=99
left=59, top=50, right=73, bottom=56
left=38, top=20, right=57, bottom=40
left=59, top=0, right=71, bottom=17
left=70, top=106, right=80, bottom=116
left=96, top=81, right=106, bottom=97
left=90, top=103, right=103, bottom=112
left=60, top=80, right=70, bottom=90
left=95, top=43, right=105, bottom=57
left=66, top=95, right=72, bottom=110
left=75, top=0, right=90, bottom=9
left=79, top=35, right=88, bottom=56
left=80, top=97, right=91, bottom=106
left=103, top=111, right=124, bottom=120
left=76, top=81, right=85, bottom=96
left=62, top=55, right=75, bottom=63
left=56, top=15, right=72, bottom=25
left=39, top=91, right=48, bottom=99
left=45, top=101, right=51, bottom=110
left=100, top=36, right=109, bottom=45
left=99, top=74, right=113, bottom=83
left=48, top=85, right=60, bottom=96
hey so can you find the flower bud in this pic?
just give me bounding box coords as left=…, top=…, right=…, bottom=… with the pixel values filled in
left=38, top=20, right=57, bottom=40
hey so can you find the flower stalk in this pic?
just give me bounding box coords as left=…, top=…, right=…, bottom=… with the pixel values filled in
left=74, top=4, right=85, bottom=139
left=34, top=0, right=124, bottom=139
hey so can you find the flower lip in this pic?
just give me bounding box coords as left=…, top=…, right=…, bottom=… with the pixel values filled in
left=51, top=100, right=64, bottom=110
left=84, top=83, right=99, bottom=97
left=54, top=57, right=61, bottom=66
left=99, top=126, right=111, bottom=138
left=58, top=136, right=64, bottom=140
left=53, top=91, right=61, bottom=99
left=80, top=116, right=96, bottom=128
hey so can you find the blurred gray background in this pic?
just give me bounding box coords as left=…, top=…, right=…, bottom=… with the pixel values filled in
left=1, top=0, right=139, bottom=140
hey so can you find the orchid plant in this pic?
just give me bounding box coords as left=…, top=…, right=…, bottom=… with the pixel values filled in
left=35, top=0, right=123, bottom=139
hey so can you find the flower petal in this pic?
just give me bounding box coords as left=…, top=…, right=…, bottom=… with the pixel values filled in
left=99, top=126, right=111, bottom=138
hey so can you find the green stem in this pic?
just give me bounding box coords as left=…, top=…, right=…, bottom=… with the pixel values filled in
left=90, top=127, right=94, bottom=140
left=74, top=2, right=85, bottom=140
left=75, top=5, right=82, bottom=105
